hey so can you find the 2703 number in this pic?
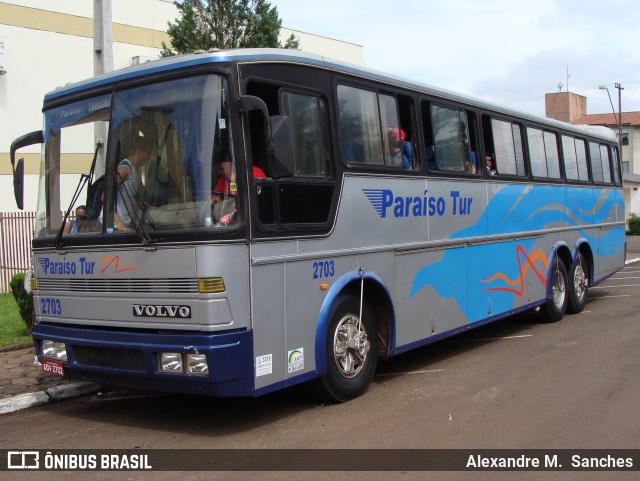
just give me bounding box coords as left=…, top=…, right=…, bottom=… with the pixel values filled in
left=313, top=260, right=335, bottom=279
left=40, top=297, right=62, bottom=316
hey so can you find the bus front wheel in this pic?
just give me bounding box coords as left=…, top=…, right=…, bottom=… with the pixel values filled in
left=311, top=294, right=378, bottom=403
left=539, top=259, right=569, bottom=323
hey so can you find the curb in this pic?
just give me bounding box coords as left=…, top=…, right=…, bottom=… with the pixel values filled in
left=0, top=341, right=34, bottom=353
left=0, top=382, right=101, bottom=416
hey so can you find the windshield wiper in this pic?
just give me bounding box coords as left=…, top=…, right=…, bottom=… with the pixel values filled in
left=54, top=142, right=102, bottom=248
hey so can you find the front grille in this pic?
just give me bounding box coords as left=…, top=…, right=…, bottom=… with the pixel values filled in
left=37, top=277, right=198, bottom=294
left=80, top=372, right=152, bottom=389
left=73, top=346, right=146, bottom=371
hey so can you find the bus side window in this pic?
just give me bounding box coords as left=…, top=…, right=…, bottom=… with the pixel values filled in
left=246, top=80, right=335, bottom=228
left=429, top=104, right=478, bottom=174
left=398, top=94, right=416, bottom=169
left=483, top=116, right=526, bottom=177
left=600, top=144, right=612, bottom=183
left=280, top=91, right=331, bottom=177
left=589, top=141, right=604, bottom=183
left=612, top=146, right=621, bottom=185
left=337, top=86, right=414, bottom=169
left=562, top=135, right=589, bottom=182
left=527, top=127, right=561, bottom=179
left=421, top=101, right=437, bottom=171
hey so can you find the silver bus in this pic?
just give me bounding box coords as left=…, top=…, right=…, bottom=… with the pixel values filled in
left=10, top=49, right=625, bottom=402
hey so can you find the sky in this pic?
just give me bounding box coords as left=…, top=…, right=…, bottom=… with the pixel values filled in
left=273, top=0, right=640, bottom=119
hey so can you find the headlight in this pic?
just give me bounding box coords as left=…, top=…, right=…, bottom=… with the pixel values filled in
left=157, top=352, right=209, bottom=375
left=41, top=340, right=68, bottom=361
left=186, top=354, right=209, bottom=375
left=158, top=352, right=183, bottom=373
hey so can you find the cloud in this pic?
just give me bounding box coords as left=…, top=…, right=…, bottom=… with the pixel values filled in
left=275, top=0, right=640, bottom=116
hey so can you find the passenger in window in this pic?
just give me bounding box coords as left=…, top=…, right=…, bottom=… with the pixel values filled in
left=402, top=134, right=412, bottom=166
left=465, top=157, right=476, bottom=174
left=485, top=154, right=498, bottom=176
left=212, top=159, right=237, bottom=203
left=66, top=205, right=88, bottom=234
left=211, top=158, right=266, bottom=203
left=388, top=128, right=410, bottom=169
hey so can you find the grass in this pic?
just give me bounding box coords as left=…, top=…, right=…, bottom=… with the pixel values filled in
left=0, top=292, right=32, bottom=348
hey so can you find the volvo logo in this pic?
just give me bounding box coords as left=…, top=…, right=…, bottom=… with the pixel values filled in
left=132, top=304, right=191, bottom=318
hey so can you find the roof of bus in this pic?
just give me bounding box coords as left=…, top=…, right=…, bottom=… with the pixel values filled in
left=45, top=48, right=616, bottom=143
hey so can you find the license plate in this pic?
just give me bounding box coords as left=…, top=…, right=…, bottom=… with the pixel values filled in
left=41, top=358, right=65, bottom=377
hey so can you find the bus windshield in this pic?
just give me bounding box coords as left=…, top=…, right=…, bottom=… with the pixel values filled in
left=35, top=74, right=236, bottom=240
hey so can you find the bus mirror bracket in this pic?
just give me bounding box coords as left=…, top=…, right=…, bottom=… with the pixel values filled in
left=10, top=130, right=44, bottom=210
left=239, top=95, right=294, bottom=178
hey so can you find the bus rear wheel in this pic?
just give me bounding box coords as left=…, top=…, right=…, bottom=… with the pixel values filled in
left=567, top=253, right=589, bottom=314
left=311, top=294, right=378, bottom=403
left=539, top=259, right=568, bottom=323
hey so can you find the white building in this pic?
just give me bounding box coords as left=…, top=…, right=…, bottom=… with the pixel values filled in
left=0, top=0, right=363, bottom=212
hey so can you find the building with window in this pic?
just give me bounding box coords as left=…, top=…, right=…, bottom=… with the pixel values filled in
left=0, top=0, right=363, bottom=212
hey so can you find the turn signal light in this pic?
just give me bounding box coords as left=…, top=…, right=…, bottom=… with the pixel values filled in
left=198, top=277, right=225, bottom=293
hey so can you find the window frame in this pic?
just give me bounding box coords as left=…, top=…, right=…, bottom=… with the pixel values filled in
left=526, top=126, right=562, bottom=181
left=483, top=115, right=527, bottom=179
left=588, top=141, right=615, bottom=185
left=428, top=103, right=478, bottom=175
left=336, top=83, right=415, bottom=171
left=561, top=135, right=590, bottom=184
left=279, top=88, right=332, bottom=178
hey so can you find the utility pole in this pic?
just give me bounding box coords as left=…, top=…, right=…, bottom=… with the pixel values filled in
left=93, top=0, right=113, bottom=172
left=615, top=83, right=624, bottom=165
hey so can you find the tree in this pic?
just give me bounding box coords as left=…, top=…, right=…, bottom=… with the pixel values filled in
left=160, top=0, right=299, bottom=57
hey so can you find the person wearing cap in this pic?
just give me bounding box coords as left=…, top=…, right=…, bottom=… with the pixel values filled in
left=211, top=158, right=266, bottom=203
left=388, top=128, right=411, bottom=169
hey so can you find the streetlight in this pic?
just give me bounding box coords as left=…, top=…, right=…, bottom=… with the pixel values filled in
left=599, top=83, right=624, bottom=165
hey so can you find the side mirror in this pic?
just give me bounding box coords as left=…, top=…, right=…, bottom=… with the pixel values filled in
left=13, top=159, right=24, bottom=210
left=269, top=115, right=294, bottom=178
left=10, top=130, right=44, bottom=210
left=239, top=96, right=294, bottom=179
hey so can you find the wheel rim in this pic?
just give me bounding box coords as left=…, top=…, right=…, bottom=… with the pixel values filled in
left=573, top=261, right=587, bottom=301
left=333, top=314, right=371, bottom=379
left=552, top=268, right=566, bottom=309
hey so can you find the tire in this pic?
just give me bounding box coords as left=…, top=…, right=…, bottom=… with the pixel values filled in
left=539, top=258, right=569, bottom=323
left=567, top=253, right=589, bottom=314
left=310, top=294, right=378, bottom=403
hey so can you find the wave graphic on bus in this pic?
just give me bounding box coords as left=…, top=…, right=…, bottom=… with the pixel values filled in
left=408, top=184, right=624, bottom=323
left=480, top=245, right=548, bottom=296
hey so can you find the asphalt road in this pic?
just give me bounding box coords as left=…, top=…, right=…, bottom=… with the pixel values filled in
left=1, top=262, right=639, bottom=481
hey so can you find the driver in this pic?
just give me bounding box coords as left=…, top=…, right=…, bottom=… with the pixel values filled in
left=114, top=136, right=153, bottom=231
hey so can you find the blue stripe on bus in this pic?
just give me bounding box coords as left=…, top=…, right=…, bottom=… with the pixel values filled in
left=409, top=184, right=624, bottom=324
